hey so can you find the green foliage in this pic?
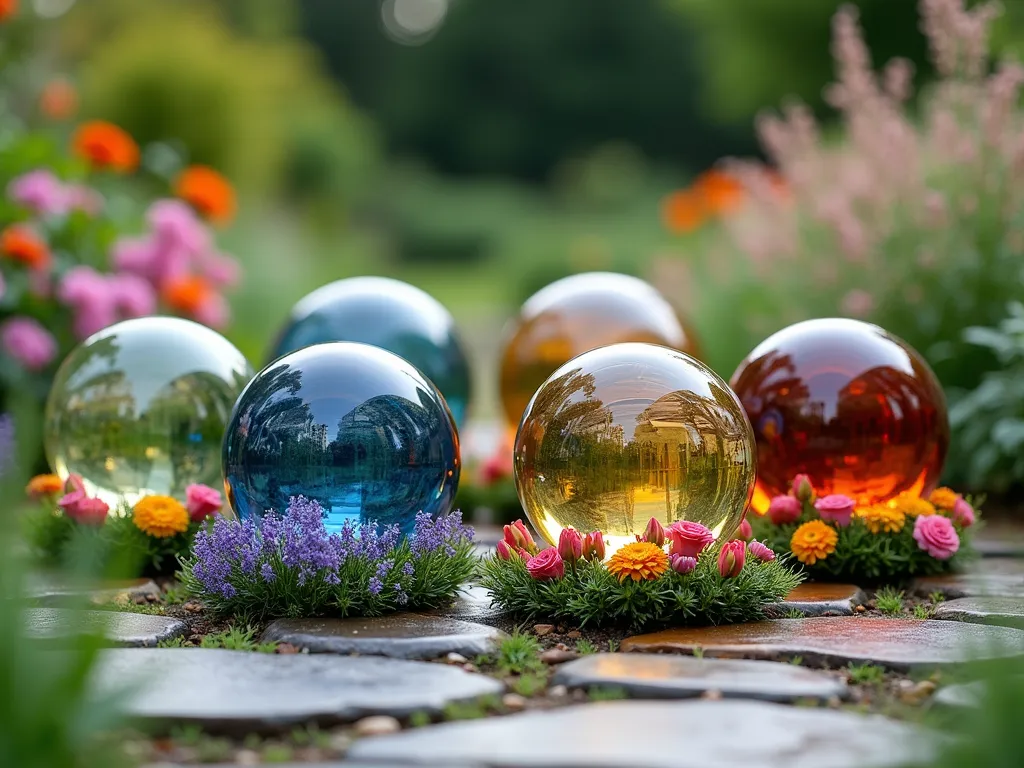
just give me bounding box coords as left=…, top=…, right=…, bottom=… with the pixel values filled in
left=587, top=686, right=628, bottom=702
left=575, top=639, right=597, bottom=655
left=442, top=695, right=501, bottom=722
left=157, top=636, right=187, bottom=649
left=408, top=711, right=432, bottom=729
left=478, top=552, right=802, bottom=630
left=199, top=625, right=277, bottom=653
left=510, top=672, right=547, bottom=697
left=847, top=663, right=887, bottom=686
left=913, top=604, right=934, bottom=620
left=495, top=630, right=544, bottom=676
left=875, top=588, right=906, bottom=617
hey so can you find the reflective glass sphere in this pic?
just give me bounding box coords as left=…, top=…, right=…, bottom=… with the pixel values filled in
left=729, top=318, right=949, bottom=513
left=515, top=342, right=755, bottom=555
left=269, top=277, right=471, bottom=428
left=224, top=342, right=460, bottom=534
left=44, top=317, right=253, bottom=507
left=500, top=272, right=701, bottom=429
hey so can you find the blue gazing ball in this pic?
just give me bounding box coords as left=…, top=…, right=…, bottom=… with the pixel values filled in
left=269, top=277, right=472, bottom=428
left=223, top=342, right=460, bottom=535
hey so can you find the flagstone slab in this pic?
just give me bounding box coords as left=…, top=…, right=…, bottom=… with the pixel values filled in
left=25, top=608, right=185, bottom=647
left=933, top=596, right=1024, bottom=627
left=444, top=585, right=506, bottom=622
left=973, top=522, right=1024, bottom=558
left=551, top=653, right=847, bottom=702
left=25, top=575, right=161, bottom=605
left=773, top=583, right=866, bottom=617
left=92, top=648, right=504, bottom=732
left=348, top=699, right=931, bottom=768
left=619, top=618, right=1024, bottom=670
left=261, top=614, right=505, bottom=659
left=914, top=558, right=1024, bottom=599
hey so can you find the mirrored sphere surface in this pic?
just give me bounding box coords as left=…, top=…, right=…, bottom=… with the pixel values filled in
left=44, top=317, right=253, bottom=507
left=515, top=342, right=755, bottom=555
left=224, top=342, right=460, bottom=534
left=500, top=272, right=701, bottom=429
left=730, top=318, right=949, bottom=513
left=269, top=277, right=471, bottom=428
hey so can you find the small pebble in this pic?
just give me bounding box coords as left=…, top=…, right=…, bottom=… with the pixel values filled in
left=855, top=605, right=867, bottom=613
left=275, top=643, right=300, bottom=655
left=549, top=685, right=568, bottom=698
left=554, top=642, right=570, bottom=651
left=566, top=630, right=582, bottom=639
left=355, top=715, right=401, bottom=737
left=540, top=648, right=579, bottom=665
left=898, top=679, right=936, bottom=705
left=827, top=695, right=842, bottom=709
left=446, top=652, right=468, bottom=664
left=328, top=731, right=352, bottom=754
left=502, top=693, right=528, bottom=711
left=701, top=689, right=723, bottom=700
left=184, top=602, right=203, bottom=613
left=236, top=749, right=260, bottom=766
left=462, top=663, right=479, bottom=673
left=534, top=624, right=554, bottom=637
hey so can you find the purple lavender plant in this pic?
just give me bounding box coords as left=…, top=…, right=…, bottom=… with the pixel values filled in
left=183, top=496, right=475, bottom=619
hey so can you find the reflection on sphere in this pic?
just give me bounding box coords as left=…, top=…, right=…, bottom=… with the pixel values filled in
left=499, top=272, right=701, bottom=429
left=44, top=317, right=253, bottom=507
left=269, top=277, right=471, bottom=427
left=515, top=342, right=755, bottom=555
left=224, top=342, right=460, bottom=535
left=730, top=318, right=949, bottom=512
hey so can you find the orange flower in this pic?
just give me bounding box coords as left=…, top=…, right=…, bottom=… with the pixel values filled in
left=855, top=505, right=906, bottom=535
left=661, top=189, right=706, bottom=233
left=26, top=474, right=64, bottom=499
left=133, top=495, right=189, bottom=538
left=174, top=165, right=236, bottom=224
left=0, top=0, right=17, bottom=23
left=162, top=274, right=214, bottom=316
left=606, top=541, right=669, bottom=582
left=40, top=78, right=78, bottom=121
left=894, top=496, right=936, bottom=518
left=693, top=169, right=744, bottom=215
left=71, top=121, right=139, bottom=173
left=789, top=520, right=838, bottom=565
left=929, top=487, right=959, bottom=510
left=1, top=224, right=51, bottom=270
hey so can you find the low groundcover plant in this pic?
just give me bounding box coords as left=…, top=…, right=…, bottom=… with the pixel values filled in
left=480, top=517, right=802, bottom=630
left=181, top=496, right=476, bottom=621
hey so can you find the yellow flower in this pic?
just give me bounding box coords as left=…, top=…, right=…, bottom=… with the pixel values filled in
left=856, top=505, right=906, bottom=535
left=895, top=496, right=936, bottom=517
left=790, top=520, right=838, bottom=566
left=606, top=541, right=669, bottom=582
left=133, top=495, right=189, bottom=538
left=26, top=473, right=63, bottom=499
left=929, top=487, right=959, bottom=510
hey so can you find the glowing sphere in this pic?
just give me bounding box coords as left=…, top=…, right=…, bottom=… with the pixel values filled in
left=729, top=318, right=949, bottom=512
left=224, top=342, right=460, bottom=534
left=269, top=277, right=471, bottom=428
left=514, top=342, right=755, bottom=555
left=44, top=317, right=253, bottom=507
left=499, top=272, right=701, bottom=429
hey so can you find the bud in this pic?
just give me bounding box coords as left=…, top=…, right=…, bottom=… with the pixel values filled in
left=669, top=553, right=697, bottom=574
left=717, top=539, right=747, bottom=579
left=503, top=520, right=538, bottom=555
left=557, top=527, right=583, bottom=564
left=747, top=540, right=776, bottom=563
left=582, top=530, right=606, bottom=561
left=643, top=517, right=665, bottom=547
left=737, top=517, right=753, bottom=540
left=496, top=540, right=515, bottom=561
left=792, top=474, right=815, bottom=504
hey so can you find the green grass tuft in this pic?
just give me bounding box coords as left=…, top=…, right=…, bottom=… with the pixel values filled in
left=847, top=663, right=886, bottom=685
left=496, top=630, right=544, bottom=675
left=875, top=587, right=905, bottom=616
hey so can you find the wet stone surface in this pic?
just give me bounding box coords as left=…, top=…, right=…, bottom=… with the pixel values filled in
left=552, top=653, right=847, bottom=703
left=620, top=617, right=1024, bottom=670
left=25, top=608, right=185, bottom=647
left=933, top=596, right=1024, bottom=628
left=771, top=583, right=867, bottom=617
left=261, top=614, right=505, bottom=659
left=91, top=648, right=504, bottom=733
left=973, top=523, right=1024, bottom=558
left=443, top=585, right=506, bottom=622
left=25, top=575, right=161, bottom=606
left=914, top=558, right=1024, bottom=599
left=348, top=699, right=931, bottom=768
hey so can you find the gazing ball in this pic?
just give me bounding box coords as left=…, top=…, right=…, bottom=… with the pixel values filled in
left=269, top=277, right=471, bottom=428
left=729, top=318, right=949, bottom=513
left=44, top=317, right=253, bottom=507
left=224, top=342, right=460, bottom=534
left=500, top=272, right=700, bottom=430
left=515, top=342, right=755, bottom=555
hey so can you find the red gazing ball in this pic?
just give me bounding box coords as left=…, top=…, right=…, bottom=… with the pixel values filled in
left=729, top=319, right=949, bottom=513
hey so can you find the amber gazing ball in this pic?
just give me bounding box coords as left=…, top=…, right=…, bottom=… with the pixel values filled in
left=499, top=273, right=701, bottom=429
left=515, top=342, right=755, bottom=555
left=730, top=319, right=949, bottom=513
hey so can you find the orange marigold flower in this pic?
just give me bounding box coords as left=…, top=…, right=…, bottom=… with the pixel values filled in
left=133, top=495, right=189, bottom=538
left=661, top=189, right=706, bottom=233
left=1, top=224, right=51, bottom=270
left=790, top=520, right=838, bottom=565
left=693, top=169, right=744, bottom=215
left=895, top=496, right=937, bottom=517
left=856, top=505, right=906, bottom=535
left=71, top=120, right=139, bottom=173
left=26, top=473, right=64, bottom=499
left=162, top=274, right=214, bottom=315
left=606, top=541, right=669, bottom=582
left=40, top=78, right=78, bottom=121
left=0, top=0, right=17, bottom=23
left=174, top=165, right=236, bottom=224
left=929, top=487, right=959, bottom=510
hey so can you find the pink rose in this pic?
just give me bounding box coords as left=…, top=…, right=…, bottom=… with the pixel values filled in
left=814, top=494, right=856, bottom=527
left=913, top=515, right=960, bottom=560
left=669, top=554, right=697, bottom=574
left=67, top=497, right=109, bottom=526
left=582, top=531, right=605, bottom=561
left=737, top=517, right=753, bottom=540
left=557, top=527, right=583, bottom=564
left=718, top=539, right=747, bottom=578
left=792, top=474, right=815, bottom=503
left=526, top=548, right=565, bottom=581
left=665, top=521, right=715, bottom=558
left=643, top=517, right=666, bottom=547
left=1, top=317, right=57, bottom=370
left=186, top=483, right=222, bottom=522
left=952, top=497, right=976, bottom=527
left=767, top=495, right=802, bottom=525
left=748, top=540, right=776, bottom=562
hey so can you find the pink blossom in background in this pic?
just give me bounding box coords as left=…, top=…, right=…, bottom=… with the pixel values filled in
left=841, top=289, right=874, bottom=317
left=148, top=199, right=209, bottom=254
left=191, top=290, right=229, bottom=329
left=0, top=271, right=6, bottom=301
left=952, top=497, right=976, bottom=527
left=201, top=252, right=241, bottom=289
left=64, top=184, right=104, bottom=216
left=1, top=317, right=57, bottom=370
left=815, top=494, right=856, bottom=526
left=186, top=483, right=223, bottom=522
left=108, top=272, right=157, bottom=318
left=58, top=266, right=117, bottom=339
left=767, top=495, right=802, bottom=525
left=7, top=169, right=67, bottom=216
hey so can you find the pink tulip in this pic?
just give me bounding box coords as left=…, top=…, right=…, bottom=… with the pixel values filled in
left=669, top=554, right=697, bottom=574
left=717, top=539, right=747, bottom=578
left=503, top=520, right=538, bottom=555
left=951, top=497, right=976, bottom=527
left=643, top=517, right=666, bottom=547
left=737, top=517, right=753, bottom=540
left=582, top=531, right=605, bottom=561
left=792, top=474, right=815, bottom=503
left=186, top=483, right=222, bottom=522
left=557, top=527, right=583, bottom=564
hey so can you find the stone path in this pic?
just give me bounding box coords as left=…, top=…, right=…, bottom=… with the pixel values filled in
left=620, top=617, right=1024, bottom=670
left=914, top=557, right=1024, bottom=599
left=91, top=648, right=503, bottom=732
left=262, top=614, right=505, bottom=659
left=25, top=575, right=161, bottom=605
left=934, top=596, right=1024, bottom=627
left=347, top=699, right=931, bottom=768
left=552, top=653, right=847, bottom=702
left=775, top=583, right=866, bottom=617
left=25, top=608, right=185, bottom=647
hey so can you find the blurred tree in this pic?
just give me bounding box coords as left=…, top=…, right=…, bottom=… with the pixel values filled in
left=298, top=0, right=757, bottom=180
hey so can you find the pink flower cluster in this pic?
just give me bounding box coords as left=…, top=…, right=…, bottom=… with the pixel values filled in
left=497, top=520, right=606, bottom=581
left=8, top=169, right=103, bottom=218
left=57, top=474, right=109, bottom=525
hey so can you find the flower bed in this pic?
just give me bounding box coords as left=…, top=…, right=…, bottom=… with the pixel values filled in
left=180, top=496, right=476, bottom=621
left=749, top=475, right=979, bottom=582
left=479, top=518, right=802, bottom=630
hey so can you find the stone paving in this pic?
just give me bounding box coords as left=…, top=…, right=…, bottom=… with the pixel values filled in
left=24, top=608, right=186, bottom=647
left=25, top=574, right=161, bottom=605
left=773, top=583, right=866, bottom=617
left=914, top=557, right=1024, bottom=598
left=934, top=596, right=1024, bottom=627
